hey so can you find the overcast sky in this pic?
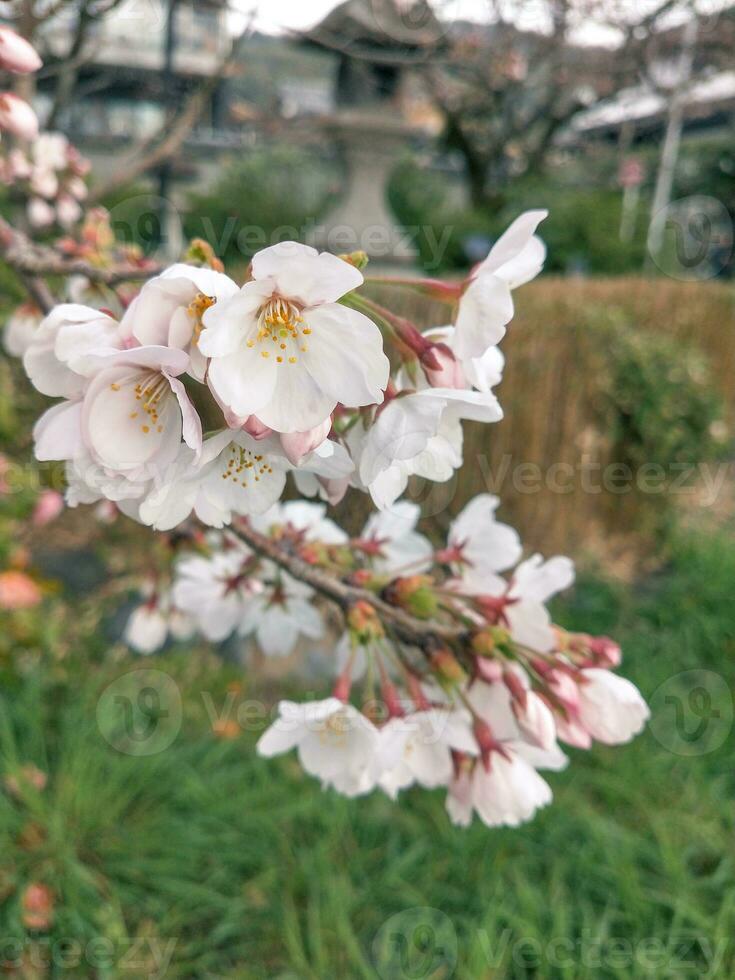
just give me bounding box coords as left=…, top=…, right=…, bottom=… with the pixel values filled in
left=229, top=0, right=722, bottom=46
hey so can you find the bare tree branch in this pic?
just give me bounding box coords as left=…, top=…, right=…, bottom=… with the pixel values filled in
left=233, top=519, right=468, bottom=654
left=87, top=16, right=253, bottom=204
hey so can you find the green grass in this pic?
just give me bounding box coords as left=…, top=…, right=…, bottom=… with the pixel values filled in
left=0, top=530, right=733, bottom=978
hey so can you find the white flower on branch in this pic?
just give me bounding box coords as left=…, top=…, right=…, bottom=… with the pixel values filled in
left=172, top=546, right=259, bottom=643
left=257, top=698, right=381, bottom=797
left=378, top=709, right=477, bottom=799
left=356, top=500, right=432, bottom=575
left=356, top=387, right=502, bottom=509
left=444, top=493, right=522, bottom=577
left=198, top=242, right=389, bottom=433
left=121, top=263, right=239, bottom=381
left=136, top=431, right=290, bottom=531
left=238, top=564, right=324, bottom=658
left=446, top=679, right=567, bottom=829
left=461, top=553, right=575, bottom=654
left=454, top=210, right=547, bottom=360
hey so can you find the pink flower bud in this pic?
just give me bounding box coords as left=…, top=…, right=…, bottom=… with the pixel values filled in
left=475, top=657, right=503, bottom=683
left=513, top=691, right=557, bottom=751
left=241, top=415, right=273, bottom=440
left=420, top=342, right=466, bottom=389
left=32, top=489, right=64, bottom=527
left=0, top=28, right=42, bottom=74
left=547, top=669, right=580, bottom=712
left=27, top=197, right=55, bottom=228
left=0, top=570, right=42, bottom=610
left=57, top=193, right=82, bottom=229
left=588, top=635, right=622, bottom=668
left=555, top=715, right=593, bottom=749
left=0, top=93, right=39, bottom=140
left=279, top=418, right=331, bottom=466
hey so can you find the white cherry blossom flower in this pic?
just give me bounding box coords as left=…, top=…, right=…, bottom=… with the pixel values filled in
left=446, top=679, right=567, bottom=828
left=462, top=554, right=575, bottom=654
left=357, top=500, right=432, bottom=574
left=80, top=346, right=202, bottom=477
left=121, top=263, right=239, bottom=381
left=137, top=430, right=289, bottom=531
left=446, top=750, right=554, bottom=829
left=257, top=698, right=381, bottom=797
left=253, top=499, right=348, bottom=545
left=23, top=303, right=123, bottom=399
left=444, top=494, right=521, bottom=576
left=239, top=564, right=323, bottom=657
left=576, top=669, right=650, bottom=745
left=378, top=709, right=476, bottom=799
left=172, top=546, right=257, bottom=643
left=198, top=241, right=389, bottom=433
left=455, top=210, right=547, bottom=360
left=357, top=387, right=502, bottom=509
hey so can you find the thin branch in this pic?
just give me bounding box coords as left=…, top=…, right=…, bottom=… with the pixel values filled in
left=0, top=216, right=162, bottom=292
left=233, top=520, right=469, bottom=653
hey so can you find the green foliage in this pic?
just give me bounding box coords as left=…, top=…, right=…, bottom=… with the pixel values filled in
left=0, top=530, right=734, bottom=977
left=388, top=157, right=650, bottom=275
left=595, top=311, right=730, bottom=472
left=184, top=145, right=340, bottom=266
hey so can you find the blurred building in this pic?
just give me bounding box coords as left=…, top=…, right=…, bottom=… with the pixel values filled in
left=37, top=0, right=244, bottom=181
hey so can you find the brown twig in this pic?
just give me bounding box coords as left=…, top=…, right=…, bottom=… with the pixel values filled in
left=0, top=216, right=162, bottom=298
left=233, top=520, right=469, bottom=653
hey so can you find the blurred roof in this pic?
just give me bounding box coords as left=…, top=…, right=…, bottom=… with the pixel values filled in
left=305, top=0, right=445, bottom=54
left=573, top=70, right=735, bottom=135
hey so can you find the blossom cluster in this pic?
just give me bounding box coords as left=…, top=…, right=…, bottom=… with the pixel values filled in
left=124, top=498, right=648, bottom=828
left=1, top=131, right=90, bottom=229
left=13, top=202, right=651, bottom=830
left=20, top=213, right=545, bottom=525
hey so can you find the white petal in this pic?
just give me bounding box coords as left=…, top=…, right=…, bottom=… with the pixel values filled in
left=302, top=304, right=388, bottom=407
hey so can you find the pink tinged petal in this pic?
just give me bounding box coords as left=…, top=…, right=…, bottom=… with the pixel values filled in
left=206, top=344, right=278, bottom=420
left=0, top=93, right=38, bottom=140
left=0, top=28, right=43, bottom=74
left=24, top=338, right=84, bottom=399
left=455, top=275, right=514, bottom=360
left=34, top=401, right=83, bottom=461
left=82, top=368, right=182, bottom=473
left=302, top=304, right=389, bottom=407
left=506, top=599, right=556, bottom=654
left=165, top=373, right=202, bottom=455
left=429, top=387, right=503, bottom=424
left=477, top=210, right=548, bottom=280
left=279, top=418, right=331, bottom=466
left=577, top=669, right=650, bottom=745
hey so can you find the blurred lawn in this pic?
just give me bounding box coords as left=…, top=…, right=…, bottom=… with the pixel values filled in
left=0, top=528, right=733, bottom=979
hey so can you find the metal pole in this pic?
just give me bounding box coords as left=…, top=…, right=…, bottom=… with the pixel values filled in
left=647, top=16, right=699, bottom=262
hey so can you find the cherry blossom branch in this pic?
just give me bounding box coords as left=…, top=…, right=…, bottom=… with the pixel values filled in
left=232, top=519, right=469, bottom=655
left=0, top=216, right=162, bottom=300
